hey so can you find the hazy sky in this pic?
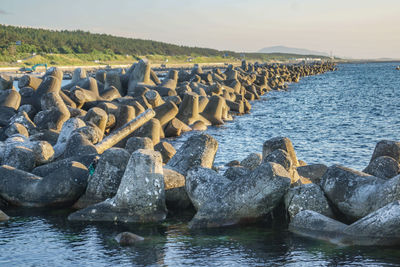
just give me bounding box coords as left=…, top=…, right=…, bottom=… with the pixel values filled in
left=1, top=0, right=399, bottom=59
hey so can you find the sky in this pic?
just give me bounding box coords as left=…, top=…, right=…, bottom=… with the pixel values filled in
left=1, top=0, right=399, bottom=59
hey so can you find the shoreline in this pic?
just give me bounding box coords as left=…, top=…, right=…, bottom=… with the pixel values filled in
left=6, top=60, right=400, bottom=247
left=1, top=59, right=399, bottom=248
left=0, top=59, right=335, bottom=203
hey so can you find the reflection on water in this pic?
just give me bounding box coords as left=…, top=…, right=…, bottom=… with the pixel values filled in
left=3, top=63, right=400, bottom=266
left=1, top=208, right=400, bottom=267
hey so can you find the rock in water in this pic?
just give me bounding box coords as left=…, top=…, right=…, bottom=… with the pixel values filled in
left=0, top=162, right=88, bottom=207
left=290, top=201, right=400, bottom=246
left=363, top=156, right=400, bottom=179
left=262, top=137, right=299, bottom=167
left=167, top=133, right=218, bottom=175
left=342, top=200, right=400, bottom=246
left=0, top=210, right=9, bottom=222
left=289, top=210, right=347, bottom=243
left=321, top=165, right=400, bottom=221
left=115, top=232, right=144, bottom=246
left=369, top=140, right=400, bottom=163
left=284, top=183, right=334, bottom=220
left=164, top=133, right=218, bottom=210
left=186, top=162, right=291, bottom=228
left=73, top=148, right=131, bottom=209
left=68, top=149, right=167, bottom=223
left=296, top=164, right=328, bottom=184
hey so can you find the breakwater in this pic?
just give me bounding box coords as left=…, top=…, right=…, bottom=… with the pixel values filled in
left=0, top=59, right=333, bottom=218
left=2, top=62, right=400, bottom=266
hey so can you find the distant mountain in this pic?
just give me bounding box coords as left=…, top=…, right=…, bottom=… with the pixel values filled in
left=258, top=46, right=329, bottom=57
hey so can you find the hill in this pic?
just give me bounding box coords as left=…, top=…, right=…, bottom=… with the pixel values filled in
left=0, top=24, right=227, bottom=57
left=259, top=46, right=329, bottom=57
left=0, top=24, right=331, bottom=66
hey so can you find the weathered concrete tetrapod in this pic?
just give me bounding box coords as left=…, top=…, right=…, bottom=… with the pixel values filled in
left=176, top=92, right=202, bottom=125
left=200, top=95, right=226, bottom=125
left=68, top=149, right=167, bottom=223
left=154, top=101, right=179, bottom=126
left=95, top=109, right=155, bottom=154
left=18, top=75, right=42, bottom=90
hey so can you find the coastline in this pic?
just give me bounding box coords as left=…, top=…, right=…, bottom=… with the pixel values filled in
left=2, top=60, right=400, bottom=252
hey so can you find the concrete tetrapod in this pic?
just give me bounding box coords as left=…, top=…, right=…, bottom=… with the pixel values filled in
left=320, top=165, right=400, bottom=221
left=34, top=92, right=70, bottom=132
left=290, top=201, right=400, bottom=246
left=262, top=137, right=299, bottom=167
left=0, top=162, right=88, bottom=207
left=284, top=183, right=334, bottom=220
left=200, top=95, right=227, bottom=125
left=18, top=75, right=42, bottom=90
left=185, top=162, right=291, bottom=228
left=68, top=149, right=167, bottom=223
left=127, top=59, right=153, bottom=96
left=176, top=92, right=209, bottom=126
left=73, top=148, right=131, bottom=209
left=95, top=109, right=155, bottom=154
left=164, top=133, right=218, bottom=210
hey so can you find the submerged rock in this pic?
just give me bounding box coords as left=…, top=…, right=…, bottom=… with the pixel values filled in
left=68, top=149, right=167, bottom=223
left=115, top=232, right=144, bottom=246
left=0, top=209, right=9, bottom=222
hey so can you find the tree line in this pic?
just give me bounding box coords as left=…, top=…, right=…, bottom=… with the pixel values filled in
left=0, top=24, right=328, bottom=61
left=0, top=24, right=235, bottom=57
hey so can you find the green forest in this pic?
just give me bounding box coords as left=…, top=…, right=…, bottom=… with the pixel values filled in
left=0, top=24, right=329, bottom=66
